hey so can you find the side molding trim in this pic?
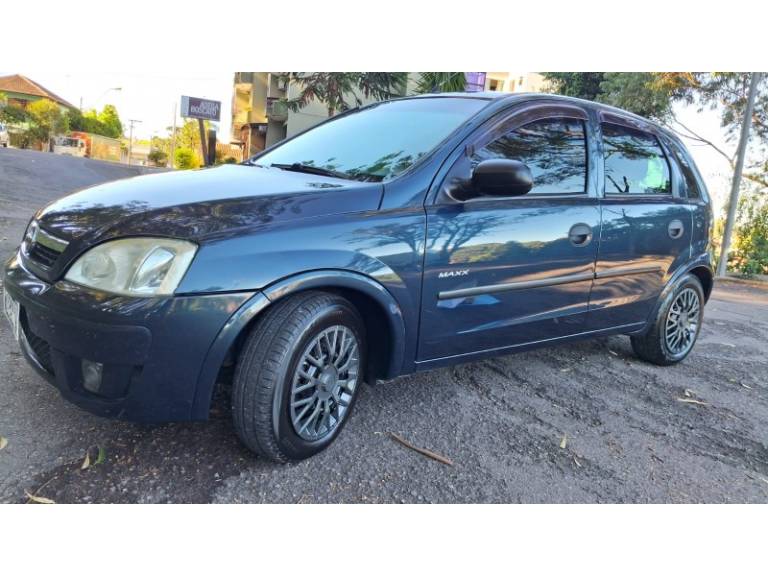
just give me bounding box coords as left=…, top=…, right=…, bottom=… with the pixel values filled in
left=438, top=265, right=663, bottom=301
left=594, top=265, right=662, bottom=280
left=438, top=271, right=594, bottom=300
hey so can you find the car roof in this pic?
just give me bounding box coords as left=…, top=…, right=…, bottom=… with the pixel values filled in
left=407, top=91, right=676, bottom=139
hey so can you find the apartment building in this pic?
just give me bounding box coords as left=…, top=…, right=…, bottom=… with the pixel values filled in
left=231, top=72, right=547, bottom=156
left=484, top=72, right=547, bottom=93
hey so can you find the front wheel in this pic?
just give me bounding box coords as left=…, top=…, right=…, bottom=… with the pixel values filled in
left=232, top=291, right=366, bottom=462
left=631, top=274, right=704, bottom=366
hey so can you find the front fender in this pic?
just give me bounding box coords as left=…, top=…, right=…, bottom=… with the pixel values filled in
left=264, top=269, right=408, bottom=379
left=191, top=269, right=409, bottom=419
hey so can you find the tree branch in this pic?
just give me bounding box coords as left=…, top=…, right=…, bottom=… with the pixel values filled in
left=666, top=112, right=735, bottom=166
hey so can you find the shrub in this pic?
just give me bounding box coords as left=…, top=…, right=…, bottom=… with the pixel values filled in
left=731, top=192, right=768, bottom=277
left=148, top=148, right=168, bottom=167
left=174, top=148, right=198, bottom=170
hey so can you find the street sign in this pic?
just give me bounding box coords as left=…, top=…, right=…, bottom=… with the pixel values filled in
left=180, top=95, right=221, bottom=121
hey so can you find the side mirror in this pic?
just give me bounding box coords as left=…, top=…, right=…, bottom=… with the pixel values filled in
left=471, top=159, right=533, bottom=197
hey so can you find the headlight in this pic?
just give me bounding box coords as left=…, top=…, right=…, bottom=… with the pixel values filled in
left=65, top=238, right=197, bottom=296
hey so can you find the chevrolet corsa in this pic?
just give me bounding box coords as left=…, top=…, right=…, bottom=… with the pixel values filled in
left=3, top=93, right=713, bottom=462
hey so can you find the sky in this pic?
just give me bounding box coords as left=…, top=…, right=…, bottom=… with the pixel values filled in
left=14, top=70, right=235, bottom=144
left=4, top=70, right=744, bottom=214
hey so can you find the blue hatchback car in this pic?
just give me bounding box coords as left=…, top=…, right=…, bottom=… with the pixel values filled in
left=3, top=93, right=713, bottom=461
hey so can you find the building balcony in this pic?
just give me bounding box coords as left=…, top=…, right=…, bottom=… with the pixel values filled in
left=266, top=97, right=288, bottom=122
left=232, top=110, right=249, bottom=126
left=233, top=109, right=268, bottom=126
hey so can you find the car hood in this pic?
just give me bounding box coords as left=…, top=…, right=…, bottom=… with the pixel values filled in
left=35, top=164, right=383, bottom=243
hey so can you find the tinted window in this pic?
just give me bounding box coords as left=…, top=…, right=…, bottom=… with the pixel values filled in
left=602, top=123, right=671, bottom=195
left=255, top=97, right=487, bottom=182
left=667, top=138, right=703, bottom=199
left=472, top=118, right=587, bottom=194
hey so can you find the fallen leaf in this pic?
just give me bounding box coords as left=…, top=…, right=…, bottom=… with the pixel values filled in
left=677, top=397, right=708, bottom=406
left=25, top=490, right=55, bottom=504
left=740, top=382, right=752, bottom=390
left=94, top=446, right=106, bottom=465
left=560, top=434, right=568, bottom=450
left=389, top=433, right=453, bottom=466
left=573, top=456, right=582, bottom=468
left=81, top=451, right=91, bottom=470
left=0, top=436, right=7, bottom=451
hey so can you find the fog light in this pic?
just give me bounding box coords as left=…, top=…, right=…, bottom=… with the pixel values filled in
left=81, top=359, right=103, bottom=393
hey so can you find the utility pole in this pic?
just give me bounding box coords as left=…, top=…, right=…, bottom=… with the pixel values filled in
left=716, top=72, right=763, bottom=278
left=197, top=118, right=208, bottom=167
left=127, top=119, right=142, bottom=166
left=169, top=102, right=177, bottom=170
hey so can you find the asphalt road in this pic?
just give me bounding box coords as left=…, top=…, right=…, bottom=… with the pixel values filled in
left=1, top=147, right=767, bottom=503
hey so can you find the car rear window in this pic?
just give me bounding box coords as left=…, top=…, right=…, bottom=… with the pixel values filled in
left=602, top=123, right=671, bottom=195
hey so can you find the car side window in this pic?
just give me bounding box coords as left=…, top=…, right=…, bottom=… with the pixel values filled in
left=602, top=123, right=671, bottom=195
left=667, top=139, right=702, bottom=199
left=472, top=118, right=587, bottom=194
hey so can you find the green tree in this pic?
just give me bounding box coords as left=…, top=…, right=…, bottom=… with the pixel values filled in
left=283, top=73, right=406, bottom=116
left=26, top=98, right=69, bottom=149
left=67, top=104, right=123, bottom=138
left=98, top=104, right=123, bottom=138
left=542, top=72, right=605, bottom=101
left=658, top=73, right=768, bottom=188
left=542, top=72, right=677, bottom=119
left=414, top=72, right=467, bottom=94
left=0, top=102, right=29, bottom=126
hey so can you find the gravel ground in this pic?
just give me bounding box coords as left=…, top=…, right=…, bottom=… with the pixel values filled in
left=1, top=148, right=767, bottom=503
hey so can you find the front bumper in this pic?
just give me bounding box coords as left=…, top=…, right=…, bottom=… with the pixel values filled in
left=3, top=252, right=255, bottom=421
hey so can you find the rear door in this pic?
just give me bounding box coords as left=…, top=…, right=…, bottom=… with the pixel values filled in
left=589, top=113, right=693, bottom=330
left=417, top=103, right=601, bottom=363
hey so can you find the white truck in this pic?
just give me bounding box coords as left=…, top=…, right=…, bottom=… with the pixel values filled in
left=52, top=135, right=87, bottom=157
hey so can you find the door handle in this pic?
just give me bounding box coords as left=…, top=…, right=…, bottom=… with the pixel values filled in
left=568, top=223, right=593, bottom=246
left=668, top=219, right=685, bottom=239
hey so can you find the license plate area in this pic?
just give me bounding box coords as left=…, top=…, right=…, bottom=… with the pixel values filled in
left=3, top=289, right=20, bottom=342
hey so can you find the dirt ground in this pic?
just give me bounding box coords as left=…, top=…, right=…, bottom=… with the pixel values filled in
left=1, top=148, right=767, bottom=503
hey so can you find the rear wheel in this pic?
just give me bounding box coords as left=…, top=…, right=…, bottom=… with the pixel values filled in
left=232, top=291, right=365, bottom=462
left=631, top=274, right=704, bottom=366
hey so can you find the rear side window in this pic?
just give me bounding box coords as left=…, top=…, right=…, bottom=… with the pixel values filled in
left=602, top=123, right=671, bottom=195
left=667, top=138, right=703, bottom=199
left=472, top=118, right=587, bottom=194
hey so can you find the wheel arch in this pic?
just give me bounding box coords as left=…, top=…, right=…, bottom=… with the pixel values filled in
left=264, top=270, right=407, bottom=383
left=191, top=270, right=407, bottom=419
left=639, top=258, right=713, bottom=337
left=689, top=265, right=713, bottom=302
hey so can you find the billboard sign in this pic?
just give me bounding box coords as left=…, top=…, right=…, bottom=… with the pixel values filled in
left=180, top=95, right=221, bottom=121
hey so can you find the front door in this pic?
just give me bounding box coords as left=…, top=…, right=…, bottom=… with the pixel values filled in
left=589, top=115, right=694, bottom=330
left=417, top=105, right=601, bottom=363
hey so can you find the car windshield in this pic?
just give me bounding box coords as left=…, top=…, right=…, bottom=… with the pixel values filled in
left=252, top=97, right=488, bottom=182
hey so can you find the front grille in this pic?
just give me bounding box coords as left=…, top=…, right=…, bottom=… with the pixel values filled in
left=20, top=311, right=54, bottom=374
left=23, top=221, right=69, bottom=269
left=28, top=241, right=61, bottom=268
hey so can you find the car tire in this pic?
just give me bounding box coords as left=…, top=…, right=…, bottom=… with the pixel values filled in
left=232, top=291, right=366, bottom=462
left=630, top=273, right=705, bottom=366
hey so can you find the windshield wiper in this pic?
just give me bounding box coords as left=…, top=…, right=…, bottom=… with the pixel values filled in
left=269, top=162, right=352, bottom=180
